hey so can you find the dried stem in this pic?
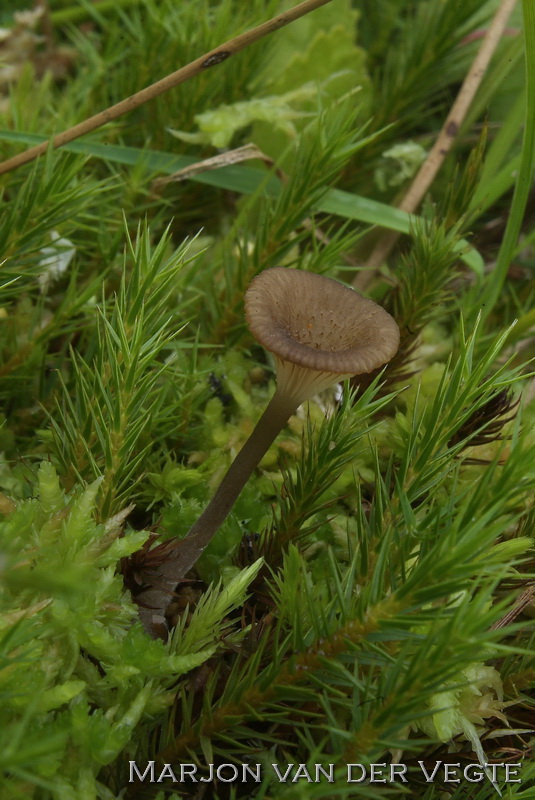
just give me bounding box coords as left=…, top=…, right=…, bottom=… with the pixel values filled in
left=490, top=586, right=535, bottom=629
left=0, top=0, right=333, bottom=177
left=354, top=0, right=518, bottom=287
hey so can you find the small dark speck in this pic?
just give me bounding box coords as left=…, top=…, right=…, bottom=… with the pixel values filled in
left=201, top=51, right=231, bottom=68
left=209, top=373, right=232, bottom=406
left=446, top=121, right=458, bottom=137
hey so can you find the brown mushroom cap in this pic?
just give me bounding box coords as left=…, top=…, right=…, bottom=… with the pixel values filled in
left=245, top=267, right=399, bottom=401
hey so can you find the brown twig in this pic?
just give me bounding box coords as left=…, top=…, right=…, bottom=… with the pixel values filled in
left=490, top=586, right=535, bottom=630
left=0, top=0, right=333, bottom=176
left=353, top=0, right=518, bottom=288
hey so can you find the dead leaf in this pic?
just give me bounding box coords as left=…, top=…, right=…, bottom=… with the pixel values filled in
left=151, top=143, right=283, bottom=190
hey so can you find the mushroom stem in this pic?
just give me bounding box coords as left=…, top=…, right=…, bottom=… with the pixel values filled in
left=182, top=388, right=297, bottom=558
left=137, top=267, right=400, bottom=637
left=137, top=388, right=296, bottom=636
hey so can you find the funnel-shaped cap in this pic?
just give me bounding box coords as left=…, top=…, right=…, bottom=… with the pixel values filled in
left=245, top=267, right=400, bottom=406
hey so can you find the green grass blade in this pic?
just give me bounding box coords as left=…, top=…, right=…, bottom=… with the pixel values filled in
left=478, top=0, right=535, bottom=316
left=0, top=130, right=484, bottom=275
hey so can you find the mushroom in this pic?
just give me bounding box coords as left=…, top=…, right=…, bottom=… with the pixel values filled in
left=137, top=267, right=399, bottom=635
